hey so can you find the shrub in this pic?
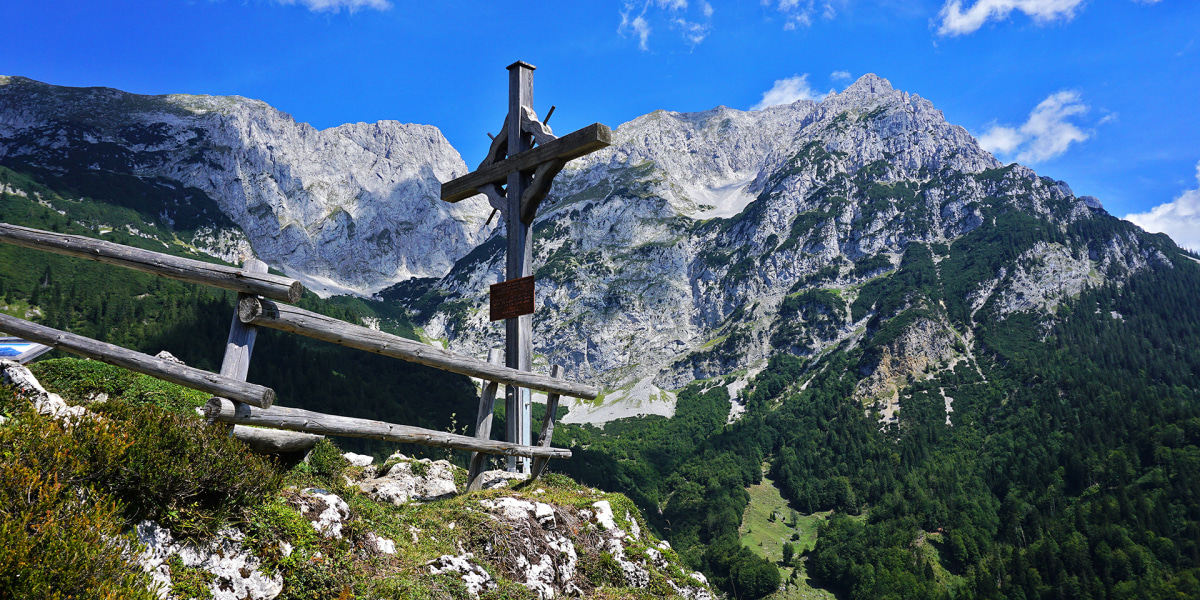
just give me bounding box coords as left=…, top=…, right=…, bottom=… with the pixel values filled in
left=580, top=550, right=625, bottom=587
left=94, top=401, right=283, bottom=536
left=307, top=437, right=349, bottom=482
left=0, top=407, right=156, bottom=599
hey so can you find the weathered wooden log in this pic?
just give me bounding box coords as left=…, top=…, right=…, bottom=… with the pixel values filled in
left=218, top=258, right=267, bottom=383
left=440, top=122, right=613, bottom=203
left=237, top=297, right=600, bottom=400
left=208, top=258, right=267, bottom=423
left=530, top=364, right=564, bottom=480
left=468, top=349, right=504, bottom=492
left=232, top=425, right=323, bottom=454
left=204, top=398, right=572, bottom=459
left=0, top=313, right=275, bottom=408
left=0, top=223, right=304, bottom=303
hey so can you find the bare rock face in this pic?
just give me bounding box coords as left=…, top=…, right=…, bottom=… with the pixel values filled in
left=0, top=76, right=495, bottom=296
left=449, top=496, right=712, bottom=600
left=854, top=317, right=959, bottom=405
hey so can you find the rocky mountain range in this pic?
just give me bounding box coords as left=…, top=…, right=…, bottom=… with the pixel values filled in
left=0, top=73, right=1177, bottom=425
left=388, top=74, right=1168, bottom=423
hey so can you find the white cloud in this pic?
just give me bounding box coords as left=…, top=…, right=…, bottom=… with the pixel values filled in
left=830, top=70, right=852, bottom=82
left=764, top=0, right=838, bottom=30
left=977, top=90, right=1090, bottom=163
left=1125, top=161, right=1200, bottom=253
left=751, top=74, right=822, bottom=111
left=619, top=5, right=652, bottom=50
left=276, top=0, right=390, bottom=12
left=977, top=125, right=1023, bottom=155
left=620, top=0, right=713, bottom=50
left=935, top=0, right=1084, bottom=36
left=673, top=18, right=711, bottom=44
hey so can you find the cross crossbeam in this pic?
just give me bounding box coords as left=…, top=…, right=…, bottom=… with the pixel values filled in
left=440, top=122, right=612, bottom=206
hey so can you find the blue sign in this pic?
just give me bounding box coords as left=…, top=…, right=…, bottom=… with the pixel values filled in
left=0, top=338, right=51, bottom=364
left=0, top=343, right=34, bottom=358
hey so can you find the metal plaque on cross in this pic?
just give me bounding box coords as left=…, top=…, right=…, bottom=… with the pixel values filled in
left=441, top=61, right=612, bottom=473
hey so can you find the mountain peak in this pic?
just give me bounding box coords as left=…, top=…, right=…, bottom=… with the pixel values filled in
left=841, top=73, right=894, bottom=97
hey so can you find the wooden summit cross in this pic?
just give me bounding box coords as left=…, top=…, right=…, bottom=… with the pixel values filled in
left=442, top=61, right=611, bottom=473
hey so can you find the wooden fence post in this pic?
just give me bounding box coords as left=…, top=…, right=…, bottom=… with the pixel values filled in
left=467, top=349, right=504, bottom=491
left=210, top=258, right=268, bottom=417
left=530, top=364, right=564, bottom=480
left=209, top=257, right=322, bottom=451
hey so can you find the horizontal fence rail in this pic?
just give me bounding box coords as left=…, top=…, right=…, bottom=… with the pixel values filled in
left=204, top=398, right=571, bottom=459
left=2, top=222, right=581, bottom=468
left=238, top=297, right=600, bottom=400
left=0, top=223, right=304, bottom=303
left=0, top=313, right=276, bottom=408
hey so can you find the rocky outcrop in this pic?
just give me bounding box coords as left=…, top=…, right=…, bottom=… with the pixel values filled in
left=357, top=453, right=459, bottom=505
left=854, top=317, right=959, bottom=415
left=2, top=355, right=715, bottom=600
left=1, top=359, right=86, bottom=422
left=134, top=521, right=283, bottom=600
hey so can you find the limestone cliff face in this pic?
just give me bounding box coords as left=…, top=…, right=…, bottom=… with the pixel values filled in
left=0, top=76, right=495, bottom=296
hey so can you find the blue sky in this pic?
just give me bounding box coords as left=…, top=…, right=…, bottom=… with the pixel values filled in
left=1, top=0, right=1197, bottom=249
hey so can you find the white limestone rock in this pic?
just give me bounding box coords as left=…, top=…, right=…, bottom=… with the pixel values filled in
left=153, top=350, right=185, bottom=364
left=133, top=520, right=282, bottom=600
left=365, top=532, right=396, bottom=555
left=1, top=359, right=86, bottom=423
left=342, top=452, right=374, bottom=468
left=476, top=469, right=529, bottom=490
left=357, top=455, right=458, bottom=505
left=290, top=488, right=351, bottom=539
left=427, top=553, right=496, bottom=597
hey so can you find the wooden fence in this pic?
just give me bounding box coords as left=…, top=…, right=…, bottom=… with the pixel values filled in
left=0, top=222, right=595, bottom=487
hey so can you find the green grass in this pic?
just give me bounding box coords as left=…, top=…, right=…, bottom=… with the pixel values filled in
left=0, top=298, right=37, bottom=319
left=738, top=471, right=836, bottom=600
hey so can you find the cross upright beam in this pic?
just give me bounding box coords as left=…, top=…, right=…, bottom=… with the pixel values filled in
left=441, top=61, right=611, bottom=474
left=505, top=61, right=535, bottom=472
